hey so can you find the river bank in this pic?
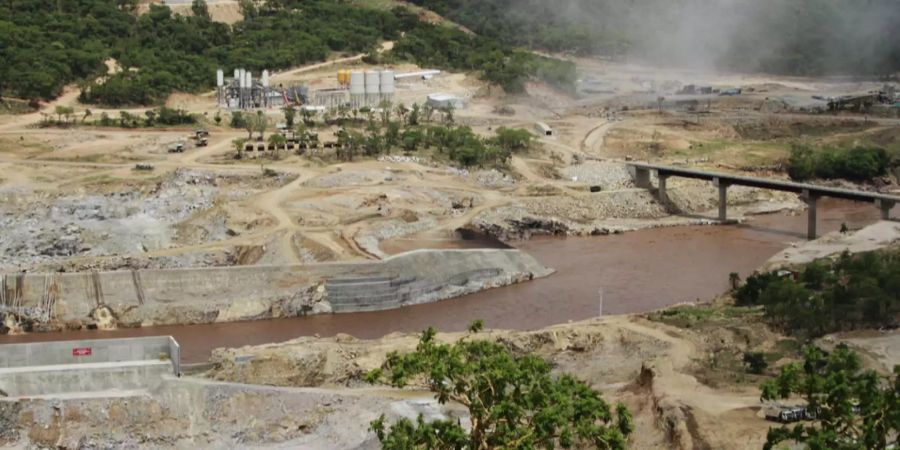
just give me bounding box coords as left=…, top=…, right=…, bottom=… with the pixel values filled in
left=2, top=199, right=892, bottom=363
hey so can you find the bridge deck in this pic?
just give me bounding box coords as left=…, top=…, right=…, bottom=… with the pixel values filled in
left=629, top=163, right=900, bottom=204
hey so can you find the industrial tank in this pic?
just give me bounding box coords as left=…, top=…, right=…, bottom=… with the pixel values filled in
left=379, top=70, right=395, bottom=98
left=349, top=71, right=365, bottom=95
left=365, top=71, right=380, bottom=95
left=365, top=71, right=380, bottom=106
left=349, top=71, right=365, bottom=107
left=337, top=70, right=350, bottom=86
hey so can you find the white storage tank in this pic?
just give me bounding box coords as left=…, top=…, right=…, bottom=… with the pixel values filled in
left=380, top=70, right=395, bottom=99
left=365, top=71, right=380, bottom=95
left=349, top=71, right=365, bottom=95
left=350, top=70, right=366, bottom=107
left=216, top=69, right=224, bottom=87
left=364, top=71, right=380, bottom=106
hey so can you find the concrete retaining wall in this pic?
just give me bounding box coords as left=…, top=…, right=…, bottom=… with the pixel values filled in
left=0, top=336, right=180, bottom=397
left=1, top=249, right=551, bottom=331
left=0, top=360, right=172, bottom=397
left=0, top=336, right=180, bottom=372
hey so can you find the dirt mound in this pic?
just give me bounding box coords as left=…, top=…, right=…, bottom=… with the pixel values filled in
left=204, top=314, right=779, bottom=449
left=734, top=118, right=875, bottom=140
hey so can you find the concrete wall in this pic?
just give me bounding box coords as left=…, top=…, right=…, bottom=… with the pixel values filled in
left=0, top=360, right=172, bottom=397
left=0, top=336, right=180, bottom=397
left=0, top=336, right=179, bottom=372
left=0, top=249, right=551, bottom=331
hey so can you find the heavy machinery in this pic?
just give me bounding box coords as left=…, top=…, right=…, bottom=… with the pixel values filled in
left=167, top=142, right=185, bottom=153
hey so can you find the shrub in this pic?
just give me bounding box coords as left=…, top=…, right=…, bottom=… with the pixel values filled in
left=788, top=145, right=890, bottom=181
left=367, top=325, right=633, bottom=449
left=743, top=351, right=768, bottom=374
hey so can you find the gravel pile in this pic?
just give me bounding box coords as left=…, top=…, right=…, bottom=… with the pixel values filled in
left=304, top=170, right=393, bottom=188
left=560, top=161, right=634, bottom=190
left=471, top=169, right=516, bottom=189
left=0, top=170, right=222, bottom=271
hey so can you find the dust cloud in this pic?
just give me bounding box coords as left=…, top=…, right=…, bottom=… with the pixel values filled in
left=536, top=0, right=900, bottom=75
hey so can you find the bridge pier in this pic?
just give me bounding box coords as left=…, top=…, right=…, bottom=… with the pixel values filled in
left=714, top=178, right=729, bottom=222
left=803, top=190, right=819, bottom=240
left=658, top=173, right=670, bottom=205
left=876, top=199, right=895, bottom=220
left=632, top=167, right=652, bottom=189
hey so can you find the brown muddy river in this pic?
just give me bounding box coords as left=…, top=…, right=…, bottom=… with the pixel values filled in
left=2, top=200, right=893, bottom=363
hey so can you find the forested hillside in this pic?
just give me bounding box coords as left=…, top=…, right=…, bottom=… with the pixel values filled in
left=0, top=0, right=572, bottom=105
left=1, top=0, right=400, bottom=104
left=409, top=0, right=900, bottom=76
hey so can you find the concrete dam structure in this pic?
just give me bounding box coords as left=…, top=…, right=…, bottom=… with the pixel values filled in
left=0, top=249, right=552, bottom=333
left=0, top=336, right=179, bottom=398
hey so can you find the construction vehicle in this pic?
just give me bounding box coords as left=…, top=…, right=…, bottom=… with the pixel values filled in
left=765, top=405, right=817, bottom=423
left=196, top=136, right=208, bottom=147
left=167, top=142, right=185, bottom=153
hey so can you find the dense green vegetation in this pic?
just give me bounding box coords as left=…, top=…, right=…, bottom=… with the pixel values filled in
left=366, top=324, right=633, bottom=449
left=38, top=105, right=195, bottom=128
left=788, top=145, right=892, bottom=182
left=1, top=0, right=574, bottom=105
left=246, top=102, right=535, bottom=168
left=735, top=250, right=900, bottom=337
left=80, top=1, right=401, bottom=106
left=407, top=0, right=622, bottom=56
left=388, top=8, right=576, bottom=93
left=408, top=0, right=900, bottom=76
left=761, top=345, right=899, bottom=450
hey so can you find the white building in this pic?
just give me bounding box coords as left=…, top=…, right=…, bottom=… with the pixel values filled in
left=426, top=93, right=465, bottom=110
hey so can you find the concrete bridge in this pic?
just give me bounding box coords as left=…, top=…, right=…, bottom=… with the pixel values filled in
left=628, top=162, right=899, bottom=239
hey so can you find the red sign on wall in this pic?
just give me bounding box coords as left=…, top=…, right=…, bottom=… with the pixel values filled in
left=72, top=347, right=92, bottom=357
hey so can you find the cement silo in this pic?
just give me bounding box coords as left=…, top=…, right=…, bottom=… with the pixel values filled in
left=216, top=69, right=225, bottom=107
left=349, top=71, right=365, bottom=107
left=379, top=70, right=395, bottom=103
left=364, top=70, right=380, bottom=106
left=337, top=70, right=350, bottom=87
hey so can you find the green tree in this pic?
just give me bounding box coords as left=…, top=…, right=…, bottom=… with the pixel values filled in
left=494, top=127, right=533, bottom=153
left=191, top=0, right=210, bottom=20
left=400, top=128, right=424, bottom=152
left=254, top=110, right=268, bottom=141
left=232, top=138, right=247, bottom=159
left=743, top=351, right=768, bottom=375
left=300, top=108, right=316, bottom=127
left=367, top=325, right=633, bottom=449
left=144, top=109, right=157, bottom=127
left=54, top=105, right=68, bottom=124
left=230, top=111, right=247, bottom=130
left=761, top=345, right=899, bottom=450
left=408, top=103, right=421, bottom=126
left=267, top=133, right=286, bottom=159
left=282, top=106, right=296, bottom=128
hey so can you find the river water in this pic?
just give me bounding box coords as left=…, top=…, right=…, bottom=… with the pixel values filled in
left=2, top=200, right=892, bottom=362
